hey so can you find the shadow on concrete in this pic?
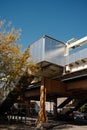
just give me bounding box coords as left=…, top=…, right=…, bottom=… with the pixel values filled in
left=69, top=119, right=87, bottom=126
left=0, top=116, right=87, bottom=130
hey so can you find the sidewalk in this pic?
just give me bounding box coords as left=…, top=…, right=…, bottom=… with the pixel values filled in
left=0, top=117, right=87, bottom=130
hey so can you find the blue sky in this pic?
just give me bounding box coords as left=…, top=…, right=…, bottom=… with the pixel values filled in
left=0, top=0, right=87, bottom=50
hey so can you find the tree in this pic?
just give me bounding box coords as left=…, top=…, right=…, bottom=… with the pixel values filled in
left=0, top=20, right=48, bottom=125
left=0, top=20, right=38, bottom=115
left=80, top=103, right=87, bottom=112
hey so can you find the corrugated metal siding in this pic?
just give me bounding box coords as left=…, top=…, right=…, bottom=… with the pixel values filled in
left=45, top=37, right=65, bottom=66
left=30, top=36, right=65, bottom=67
left=30, top=37, right=45, bottom=63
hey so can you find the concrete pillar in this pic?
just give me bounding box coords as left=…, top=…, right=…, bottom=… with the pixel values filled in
left=53, top=98, right=57, bottom=118
left=27, top=100, right=30, bottom=117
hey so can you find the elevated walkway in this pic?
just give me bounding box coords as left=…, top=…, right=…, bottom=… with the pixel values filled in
left=30, top=35, right=87, bottom=76
left=0, top=35, right=87, bottom=117
left=25, top=70, right=87, bottom=100
left=25, top=35, right=87, bottom=103
left=29, top=35, right=65, bottom=78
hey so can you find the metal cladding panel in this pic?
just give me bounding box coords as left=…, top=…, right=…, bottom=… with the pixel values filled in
left=66, top=48, right=87, bottom=65
left=30, top=37, right=45, bottom=63
left=44, top=37, right=65, bottom=66
left=30, top=36, right=65, bottom=67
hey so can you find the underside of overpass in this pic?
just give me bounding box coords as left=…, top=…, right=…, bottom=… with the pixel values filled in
left=0, top=62, right=87, bottom=123
left=23, top=70, right=87, bottom=121
left=25, top=71, right=87, bottom=100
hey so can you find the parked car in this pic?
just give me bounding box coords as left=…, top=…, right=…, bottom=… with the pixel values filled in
left=74, top=112, right=84, bottom=119
left=68, top=111, right=85, bottom=120
left=68, top=113, right=75, bottom=121
left=84, top=113, right=87, bottom=120
left=57, top=111, right=87, bottom=122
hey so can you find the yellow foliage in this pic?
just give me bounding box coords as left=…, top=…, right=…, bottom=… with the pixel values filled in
left=0, top=20, right=38, bottom=93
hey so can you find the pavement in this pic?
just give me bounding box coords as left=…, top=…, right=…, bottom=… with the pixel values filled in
left=0, top=122, right=87, bottom=130
left=0, top=117, right=87, bottom=130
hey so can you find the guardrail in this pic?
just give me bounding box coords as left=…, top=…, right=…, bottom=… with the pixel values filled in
left=65, top=48, right=87, bottom=65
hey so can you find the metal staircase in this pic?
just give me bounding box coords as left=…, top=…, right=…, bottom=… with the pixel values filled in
left=66, top=99, right=87, bottom=115
left=57, top=97, right=73, bottom=109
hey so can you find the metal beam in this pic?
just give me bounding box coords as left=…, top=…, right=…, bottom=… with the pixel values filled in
left=68, top=36, right=87, bottom=48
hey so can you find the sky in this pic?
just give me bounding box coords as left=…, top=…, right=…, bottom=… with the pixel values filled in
left=0, top=0, right=87, bottom=50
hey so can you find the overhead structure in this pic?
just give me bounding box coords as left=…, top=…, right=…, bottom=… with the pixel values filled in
left=65, top=36, right=87, bottom=73
left=30, top=35, right=87, bottom=75
left=67, top=36, right=87, bottom=48
left=30, top=35, right=65, bottom=78
left=0, top=34, right=87, bottom=122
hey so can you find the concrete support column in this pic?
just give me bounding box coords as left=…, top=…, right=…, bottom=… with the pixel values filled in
left=27, top=100, right=30, bottom=117
left=53, top=98, right=57, bottom=118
